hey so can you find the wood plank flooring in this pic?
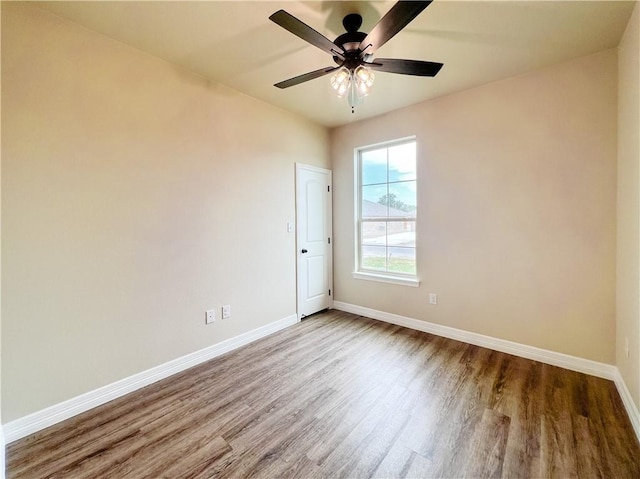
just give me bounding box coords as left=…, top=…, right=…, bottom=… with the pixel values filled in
left=7, top=310, right=640, bottom=478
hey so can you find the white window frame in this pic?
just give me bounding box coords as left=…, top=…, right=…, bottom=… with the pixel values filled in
left=353, top=137, right=420, bottom=287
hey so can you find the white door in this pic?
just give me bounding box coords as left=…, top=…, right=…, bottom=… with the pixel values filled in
left=296, top=164, right=332, bottom=319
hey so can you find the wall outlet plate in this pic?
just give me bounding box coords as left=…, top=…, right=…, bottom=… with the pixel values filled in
left=222, top=305, right=231, bottom=319
left=429, top=293, right=437, bottom=305
left=206, top=310, right=215, bottom=324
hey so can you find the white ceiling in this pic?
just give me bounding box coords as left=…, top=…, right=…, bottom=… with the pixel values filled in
left=35, top=1, right=636, bottom=128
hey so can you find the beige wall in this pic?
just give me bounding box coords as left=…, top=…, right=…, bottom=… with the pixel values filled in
left=0, top=0, right=631, bottom=428
left=332, top=49, right=618, bottom=364
left=617, top=3, right=640, bottom=409
left=1, top=3, right=328, bottom=422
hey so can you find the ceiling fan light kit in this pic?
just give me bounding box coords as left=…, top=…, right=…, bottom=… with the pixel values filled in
left=329, top=67, right=351, bottom=96
left=330, top=65, right=375, bottom=113
left=269, top=0, right=443, bottom=113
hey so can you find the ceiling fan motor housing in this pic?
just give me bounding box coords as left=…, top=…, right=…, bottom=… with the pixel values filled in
left=333, top=14, right=368, bottom=70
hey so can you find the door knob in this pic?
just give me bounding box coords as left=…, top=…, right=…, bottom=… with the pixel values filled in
left=301, top=249, right=308, bottom=253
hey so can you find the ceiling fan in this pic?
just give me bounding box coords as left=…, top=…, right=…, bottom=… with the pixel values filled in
left=269, top=1, right=443, bottom=112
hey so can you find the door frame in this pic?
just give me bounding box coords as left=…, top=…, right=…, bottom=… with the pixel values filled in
left=295, top=163, right=333, bottom=321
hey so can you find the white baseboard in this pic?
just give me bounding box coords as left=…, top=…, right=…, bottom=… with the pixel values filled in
left=613, top=369, right=640, bottom=441
left=333, top=301, right=616, bottom=379
left=333, top=301, right=640, bottom=443
left=3, top=314, right=299, bottom=443
left=5, top=304, right=639, bottom=448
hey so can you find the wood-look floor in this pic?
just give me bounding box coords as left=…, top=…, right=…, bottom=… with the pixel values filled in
left=7, top=310, right=640, bottom=478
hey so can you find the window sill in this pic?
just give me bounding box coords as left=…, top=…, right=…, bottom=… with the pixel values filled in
left=352, top=271, right=420, bottom=288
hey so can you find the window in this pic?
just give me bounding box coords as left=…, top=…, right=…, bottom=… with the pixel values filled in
left=354, top=138, right=419, bottom=286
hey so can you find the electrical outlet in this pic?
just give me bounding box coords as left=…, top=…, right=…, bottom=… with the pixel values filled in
left=429, top=293, right=437, bottom=305
left=222, top=305, right=231, bottom=319
left=205, top=309, right=215, bottom=324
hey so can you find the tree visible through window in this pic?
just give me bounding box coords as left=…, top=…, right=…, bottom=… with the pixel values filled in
left=357, top=139, right=417, bottom=277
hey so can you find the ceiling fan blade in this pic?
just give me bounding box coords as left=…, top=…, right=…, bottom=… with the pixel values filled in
left=368, top=58, right=443, bottom=77
left=274, top=66, right=340, bottom=89
left=359, top=1, right=432, bottom=55
left=270, top=10, right=345, bottom=59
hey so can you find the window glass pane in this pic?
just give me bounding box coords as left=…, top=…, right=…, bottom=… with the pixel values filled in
left=387, top=247, right=416, bottom=275
left=361, top=221, right=386, bottom=246
left=387, top=222, right=415, bottom=248
left=361, top=184, right=388, bottom=218
left=357, top=139, right=417, bottom=279
left=361, top=148, right=387, bottom=185
left=361, top=245, right=387, bottom=271
left=387, top=181, right=417, bottom=217
left=388, top=142, right=416, bottom=182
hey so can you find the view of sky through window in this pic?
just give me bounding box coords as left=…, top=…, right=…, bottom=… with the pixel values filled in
left=361, top=142, right=416, bottom=216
